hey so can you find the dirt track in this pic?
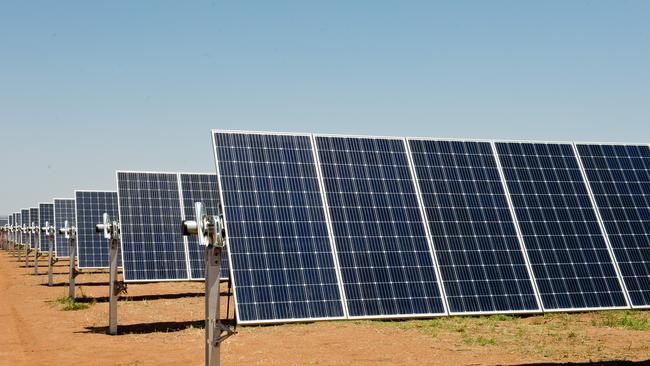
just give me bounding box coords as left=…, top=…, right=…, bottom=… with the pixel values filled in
left=1, top=250, right=650, bottom=366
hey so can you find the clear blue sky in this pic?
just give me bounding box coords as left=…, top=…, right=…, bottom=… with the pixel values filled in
left=1, top=1, right=649, bottom=213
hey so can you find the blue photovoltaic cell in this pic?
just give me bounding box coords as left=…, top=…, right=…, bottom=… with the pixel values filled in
left=495, top=142, right=627, bottom=310
left=408, top=139, right=540, bottom=313
left=315, top=136, right=445, bottom=318
left=29, top=208, right=38, bottom=249
left=577, top=144, right=650, bottom=307
left=39, top=203, right=54, bottom=252
left=54, top=199, right=76, bottom=258
left=213, top=131, right=345, bottom=323
left=75, top=191, right=122, bottom=269
left=179, top=173, right=229, bottom=280
left=21, top=209, right=29, bottom=247
left=117, top=172, right=188, bottom=282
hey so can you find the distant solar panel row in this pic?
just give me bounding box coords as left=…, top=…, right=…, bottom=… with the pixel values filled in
left=117, top=172, right=226, bottom=282
left=211, top=131, right=650, bottom=325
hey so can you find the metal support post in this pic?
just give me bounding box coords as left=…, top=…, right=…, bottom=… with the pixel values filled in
left=97, top=213, right=124, bottom=335
left=47, top=237, right=55, bottom=286
left=108, top=236, right=119, bottom=334
left=68, top=236, right=77, bottom=298
left=205, top=246, right=224, bottom=366
left=43, top=221, right=56, bottom=286
left=34, top=227, right=40, bottom=275
left=25, top=242, right=31, bottom=268
left=182, top=202, right=234, bottom=366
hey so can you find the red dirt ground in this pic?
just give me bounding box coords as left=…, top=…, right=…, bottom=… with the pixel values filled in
left=1, top=250, right=649, bottom=365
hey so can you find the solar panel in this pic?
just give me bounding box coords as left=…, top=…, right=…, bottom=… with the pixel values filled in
left=29, top=208, right=39, bottom=249
left=21, top=209, right=30, bottom=247
left=75, top=191, right=122, bottom=269
left=213, top=131, right=346, bottom=324
left=13, top=213, right=20, bottom=244
left=576, top=143, right=650, bottom=308
left=407, top=139, right=541, bottom=314
left=54, top=199, right=76, bottom=258
left=314, top=135, right=446, bottom=318
left=117, top=171, right=188, bottom=282
left=39, top=203, right=54, bottom=252
left=495, top=142, right=628, bottom=310
left=178, top=173, right=229, bottom=280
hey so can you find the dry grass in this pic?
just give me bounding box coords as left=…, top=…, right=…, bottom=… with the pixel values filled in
left=359, top=310, right=650, bottom=361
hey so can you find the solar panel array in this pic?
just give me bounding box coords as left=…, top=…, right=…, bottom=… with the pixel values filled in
left=29, top=208, right=38, bottom=249
left=210, top=131, right=650, bottom=324
left=178, top=173, right=228, bottom=280
left=39, top=203, right=54, bottom=252
left=54, top=199, right=76, bottom=258
left=117, top=172, right=222, bottom=282
left=75, top=191, right=121, bottom=269
left=577, top=144, right=650, bottom=308
left=5, top=129, right=650, bottom=326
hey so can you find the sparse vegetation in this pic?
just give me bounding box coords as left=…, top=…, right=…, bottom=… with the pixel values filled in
left=363, top=310, right=650, bottom=360
left=49, top=295, right=93, bottom=311
left=596, top=310, right=650, bottom=331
